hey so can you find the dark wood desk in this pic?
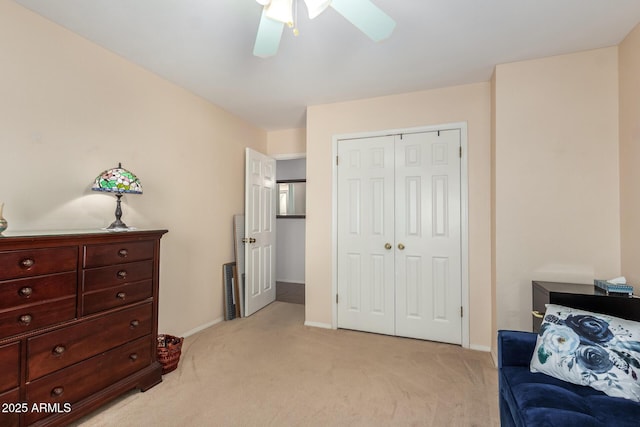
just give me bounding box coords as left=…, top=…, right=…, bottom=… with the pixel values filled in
left=532, top=280, right=640, bottom=333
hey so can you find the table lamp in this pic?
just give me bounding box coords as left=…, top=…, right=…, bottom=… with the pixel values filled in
left=91, top=162, right=142, bottom=230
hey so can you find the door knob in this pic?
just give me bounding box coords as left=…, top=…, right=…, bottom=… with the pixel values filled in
left=398, top=243, right=405, bottom=250
left=384, top=243, right=392, bottom=250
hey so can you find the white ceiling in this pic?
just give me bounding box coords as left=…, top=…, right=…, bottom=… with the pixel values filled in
left=14, top=0, right=640, bottom=130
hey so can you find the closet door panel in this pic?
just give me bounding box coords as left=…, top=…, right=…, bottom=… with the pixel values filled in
left=337, top=136, right=395, bottom=335
left=395, top=130, right=462, bottom=344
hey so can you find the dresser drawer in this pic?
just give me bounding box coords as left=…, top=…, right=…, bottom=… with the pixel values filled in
left=0, top=297, right=76, bottom=339
left=0, top=247, right=77, bottom=281
left=27, top=303, right=153, bottom=380
left=25, top=336, right=151, bottom=424
left=82, top=280, right=153, bottom=316
left=83, top=260, right=153, bottom=292
left=0, top=388, right=20, bottom=427
left=0, top=272, right=77, bottom=311
left=0, top=342, right=20, bottom=393
left=84, top=240, right=155, bottom=268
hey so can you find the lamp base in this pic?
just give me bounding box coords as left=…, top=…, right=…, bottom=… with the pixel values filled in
left=106, top=219, right=130, bottom=230
left=107, top=193, right=132, bottom=231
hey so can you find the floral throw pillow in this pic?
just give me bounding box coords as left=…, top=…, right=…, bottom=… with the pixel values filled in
left=530, top=303, right=640, bottom=402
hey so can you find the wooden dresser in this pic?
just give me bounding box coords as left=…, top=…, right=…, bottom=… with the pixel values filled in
left=0, top=229, right=167, bottom=426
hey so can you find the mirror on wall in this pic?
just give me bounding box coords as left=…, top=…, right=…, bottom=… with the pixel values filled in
left=277, top=180, right=306, bottom=218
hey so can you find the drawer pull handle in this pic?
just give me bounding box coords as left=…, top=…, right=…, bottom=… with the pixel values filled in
left=118, top=248, right=129, bottom=257
left=53, top=345, right=66, bottom=355
left=51, top=387, right=64, bottom=397
left=19, top=314, right=32, bottom=325
left=20, top=258, right=35, bottom=268
left=532, top=310, right=545, bottom=319
left=129, top=353, right=138, bottom=361
left=19, top=287, right=33, bottom=297
left=130, top=319, right=140, bottom=328
left=117, top=270, right=128, bottom=279
left=117, top=292, right=126, bottom=300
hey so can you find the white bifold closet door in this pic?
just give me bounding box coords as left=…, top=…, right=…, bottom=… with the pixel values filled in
left=337, top=130, right=462, bottom=344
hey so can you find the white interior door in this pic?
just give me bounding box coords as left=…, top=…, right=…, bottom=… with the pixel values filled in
left=336, top=130, right=462, bottom=344
left=244, top=148, right=276, bottom=316
left=395, top=130, right=461, bottom=344
left=337, top=136, right=396, bottom=335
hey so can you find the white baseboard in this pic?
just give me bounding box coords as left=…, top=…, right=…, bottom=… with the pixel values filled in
left=181, top=317, right=224, bottom=338
left=469, top=344, right=491, bottom=353
left=304, top=320, right=333, bottom=329
left=276, top=278, right=305, bottom=284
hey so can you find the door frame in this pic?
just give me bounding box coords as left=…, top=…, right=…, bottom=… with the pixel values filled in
left=331, top=122, right=470, bottom=348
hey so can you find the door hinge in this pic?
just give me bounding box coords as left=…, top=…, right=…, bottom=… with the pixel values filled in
left=336, top=294, right=339, bottom=304
left=336, top=155, right=339, bottom=166
left=460, top=306, right=464, bottom=317
left=459, top=146, right=462, bottom=158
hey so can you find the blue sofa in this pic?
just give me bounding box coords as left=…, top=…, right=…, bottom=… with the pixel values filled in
left=498, top=330, right=640, bottom=426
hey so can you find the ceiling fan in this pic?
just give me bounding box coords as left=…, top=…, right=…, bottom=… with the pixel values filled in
left=253, top=0, right=396, bottom=58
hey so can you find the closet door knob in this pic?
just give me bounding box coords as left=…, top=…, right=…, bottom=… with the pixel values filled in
left=398, top=243, right=405, bottom=250
left=384, top=243, right=392, bottom=250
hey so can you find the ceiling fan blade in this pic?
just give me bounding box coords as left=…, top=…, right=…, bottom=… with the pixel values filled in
left=330, top=0, right=396, bottom=42
left=253, top=9, right=285, bottom=58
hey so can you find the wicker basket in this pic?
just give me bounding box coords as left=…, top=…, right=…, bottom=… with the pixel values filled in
left=157, top=334, right=184, bottom=375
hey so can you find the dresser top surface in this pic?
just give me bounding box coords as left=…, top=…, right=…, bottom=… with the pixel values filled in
left=533, top=281, right=598, bottom=295
left=0, top=228, right=167, bottom=238
left=533, top=280, right=638, bottom=299
left=0, top=229, right=168, bottom=248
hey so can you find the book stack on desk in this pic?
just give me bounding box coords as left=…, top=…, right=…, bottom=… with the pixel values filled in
left=594, top=279, right=634, bottom=296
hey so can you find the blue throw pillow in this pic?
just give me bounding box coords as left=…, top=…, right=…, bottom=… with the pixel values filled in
left=530, top=303, right=640, bottom=402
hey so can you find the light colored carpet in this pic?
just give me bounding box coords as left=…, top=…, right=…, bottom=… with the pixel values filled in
left=74, top=302, right=499, bottom=426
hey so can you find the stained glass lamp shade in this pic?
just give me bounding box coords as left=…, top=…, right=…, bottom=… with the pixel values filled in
left=91, top=163, right=142, bottom=230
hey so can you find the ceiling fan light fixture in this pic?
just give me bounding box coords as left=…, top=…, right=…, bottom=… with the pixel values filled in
left=264, top=0, right=294, bottom=25
left=303, top=0, right=332, bottom=19
left=256, top=0, right=271, bottom=5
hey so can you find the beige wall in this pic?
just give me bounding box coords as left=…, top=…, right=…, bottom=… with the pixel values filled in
left=493, top=47, right=620, bottom=332
left=0, top=1, right=266, bottom=336
left=306, top=83, right=493, bottom=349
left=267, top=128, right=306, bottom=157
left=620, top=24, right=640, bottom=284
